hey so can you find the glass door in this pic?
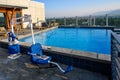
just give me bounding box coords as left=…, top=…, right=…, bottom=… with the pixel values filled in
left=0, top=13, right=7, bottom=28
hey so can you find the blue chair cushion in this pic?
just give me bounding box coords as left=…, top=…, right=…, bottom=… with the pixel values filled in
left=8, top=44, right=20, bottom=54
left=29, top=43, right=52, bottom=64
left=29, top=43, right=42, bottom=56
left=31, top=55, right=52, bottom=64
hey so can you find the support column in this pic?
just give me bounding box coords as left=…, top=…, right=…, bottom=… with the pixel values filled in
left=76, top=16, right=78, bottom=26
left=93, top=16, right=96, bottom=26
left=88, top=15, right=92, bottom=26
left=87, top=16, right=89, bottom=26
left=53, top=17, right=56, bottom=26
left=6, top=10, right=11, bottom=29
left=106, top=14, right=108, bottom=27
left=89, top=15, right=92, bottom=26
left=64, top=17, right=66, bottom=26
left=20, top=9, right=23, bottom=28
left=49, top=20, right=51, bottom=27
left=6, top=8, right=16, bottom=29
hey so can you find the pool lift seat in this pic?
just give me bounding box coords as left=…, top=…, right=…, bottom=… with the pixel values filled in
left=29, top=43, right=72, bottom=74
left=28, top=15, right=72, bottom=73
left=29, top=43, right=52, bottom=64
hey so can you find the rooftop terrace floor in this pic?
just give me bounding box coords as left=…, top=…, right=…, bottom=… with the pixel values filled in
left=0, top=48, right=109, bottom=80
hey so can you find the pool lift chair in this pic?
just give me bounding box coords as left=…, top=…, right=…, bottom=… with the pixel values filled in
left=7, top=15, right=32, bottom=59
left=8, top=18, right=21, bottom=59
left=28, top=15, right=72, bottom=74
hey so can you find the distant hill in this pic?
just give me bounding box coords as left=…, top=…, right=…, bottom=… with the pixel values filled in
left=109, top=9, right=120, bottom=15
left=93, top=9, right=120, bottom=16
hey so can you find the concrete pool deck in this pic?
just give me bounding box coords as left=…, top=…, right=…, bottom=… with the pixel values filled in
left=0, top=48, right=108, bottom=80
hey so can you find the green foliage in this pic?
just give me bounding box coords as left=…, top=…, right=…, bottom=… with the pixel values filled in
left=109, top=17, right=120, bottom=27
left=46, top=16, right=120, bottom=27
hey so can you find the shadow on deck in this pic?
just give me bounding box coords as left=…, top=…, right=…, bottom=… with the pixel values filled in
left=0, top=48, right=108, bottom=80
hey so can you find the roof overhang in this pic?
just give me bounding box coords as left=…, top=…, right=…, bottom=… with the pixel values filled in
left=0, top=4, right=28, bottom=9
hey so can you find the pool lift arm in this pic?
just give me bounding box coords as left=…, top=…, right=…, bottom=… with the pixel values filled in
left=8, top=15, right=32, bottom=59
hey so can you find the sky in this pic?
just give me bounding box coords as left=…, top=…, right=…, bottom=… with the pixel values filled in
left=34, top=0, right=120, bottom=18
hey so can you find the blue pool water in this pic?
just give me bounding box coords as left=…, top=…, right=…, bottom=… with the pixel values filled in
left=20, top=28, right=111, bottom=54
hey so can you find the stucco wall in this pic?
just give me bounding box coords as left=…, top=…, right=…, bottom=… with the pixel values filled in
left=0, top=0, right=45, bottom=28
left=0, top=0, right=29, bottom=7
left=23, top=1, right=45, bottom=26
left=22, top=1, right=45, bottom=28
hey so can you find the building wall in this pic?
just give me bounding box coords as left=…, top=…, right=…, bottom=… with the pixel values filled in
left=22, top=1, right=45, bottom=28
left=0, top=0, right=29, bottom=7
left=0, top=0, right=45, bottom=28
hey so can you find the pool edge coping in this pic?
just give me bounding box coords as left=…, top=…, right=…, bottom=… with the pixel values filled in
left=0, top=40, right=111, bottom=63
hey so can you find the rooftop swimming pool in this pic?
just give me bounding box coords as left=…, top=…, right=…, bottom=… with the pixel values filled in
left=20, top=28, right=111, bottom=54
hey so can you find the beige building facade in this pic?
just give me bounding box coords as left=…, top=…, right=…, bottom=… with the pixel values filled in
left=0, top=0, right=45, bottom=29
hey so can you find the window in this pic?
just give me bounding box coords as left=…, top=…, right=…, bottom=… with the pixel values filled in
left=0, top=13, right=6, bottom=27
left=16, top=12, right=21, bottom=23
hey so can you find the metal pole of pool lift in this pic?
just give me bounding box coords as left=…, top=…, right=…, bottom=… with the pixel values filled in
left=11, top=19, right=14, bottom=32
left=30, top=15, right=35, bottom=44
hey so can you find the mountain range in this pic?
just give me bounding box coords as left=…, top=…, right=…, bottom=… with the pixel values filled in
left=92, top=9, right=120, bottom=16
